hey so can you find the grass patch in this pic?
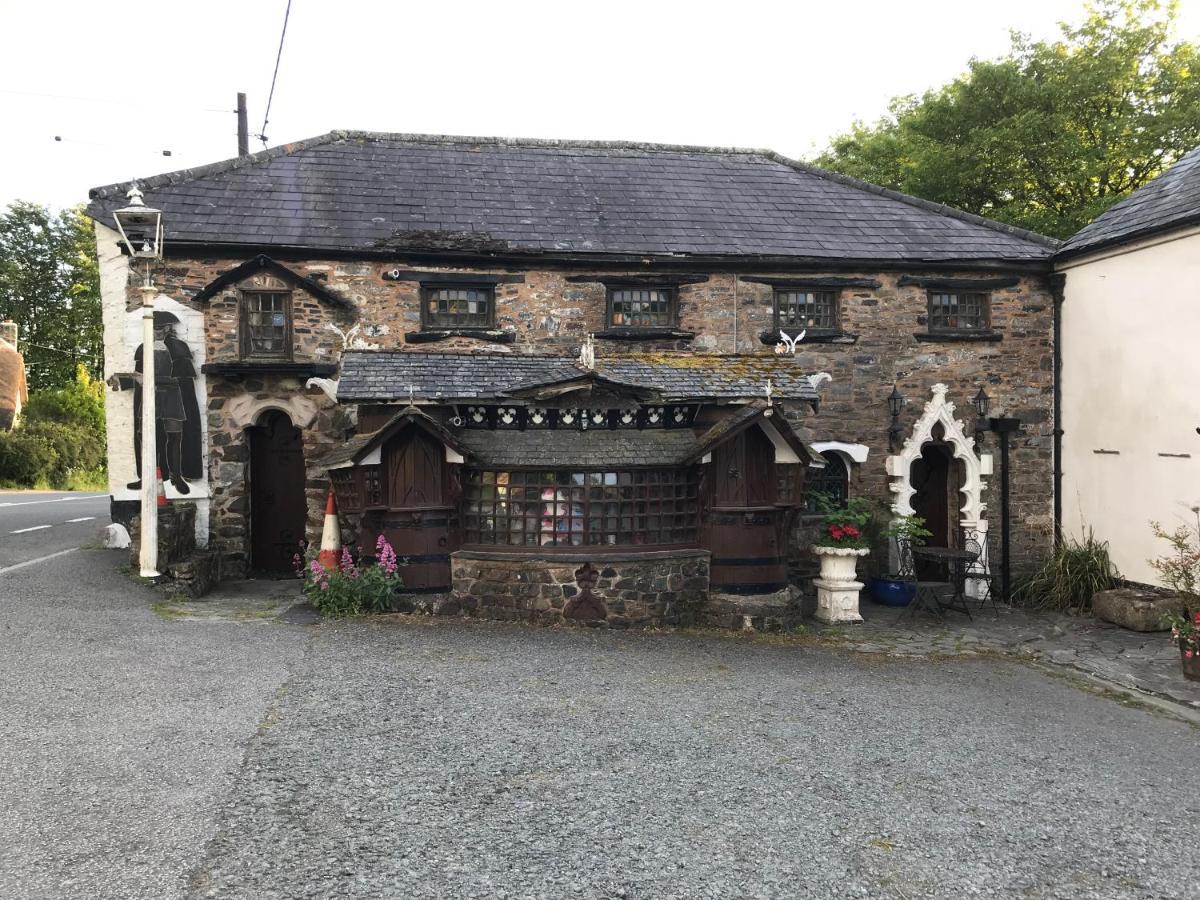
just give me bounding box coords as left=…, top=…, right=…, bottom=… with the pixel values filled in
left=1012, top=529, right=1119, bottom=613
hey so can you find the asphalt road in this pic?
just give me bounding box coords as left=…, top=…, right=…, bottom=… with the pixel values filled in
left=0, top=490, right=111, bottom=569
left=1, top=547, right=1198, bottom=898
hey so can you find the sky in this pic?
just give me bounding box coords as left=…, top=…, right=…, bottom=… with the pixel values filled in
left=1, top=0, right=1198, bottom=211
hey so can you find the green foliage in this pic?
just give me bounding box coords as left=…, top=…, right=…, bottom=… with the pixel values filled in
left=1148, top=511, right=1200, bottom=604
left=297, top=537, right=404, bottom=617
left=0, top=430, right=59, bottom=485
left=1011, top=528, right=1120, bottom=612
left=884, top=514, right=933, bottom=548
left=0, top=202, right=102, bottom=391
left=24, top=364, right=106, bottom=434
left=0, top=365, right=108, bottom=488
left=812, top=494, right=874, bottom=549
left=813, top=1, right=1200, bottom=238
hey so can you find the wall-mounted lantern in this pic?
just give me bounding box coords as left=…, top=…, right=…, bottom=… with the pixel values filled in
left=887, top=384, right=905, bottom=453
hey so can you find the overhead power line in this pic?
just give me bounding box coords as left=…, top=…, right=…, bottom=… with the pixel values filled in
left=258, top=0, right=293, bottom=147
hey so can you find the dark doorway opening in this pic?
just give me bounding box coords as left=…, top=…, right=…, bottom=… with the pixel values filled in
left=910, top=424, right=964, bottom=577
left=248, top=410, right=307, bottom=575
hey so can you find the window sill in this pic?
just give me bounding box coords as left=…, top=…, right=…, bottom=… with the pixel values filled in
left=913, top=332, right=1002, bottom=343
left=201, top=361, right=337, bottom=377
left=405, top=328, right=516, bottom=344
left=758, top=330, right=858, bottom=346
left=594, top=327, right=695, bottom=341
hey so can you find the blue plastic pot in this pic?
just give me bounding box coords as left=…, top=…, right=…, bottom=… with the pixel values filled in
left=870, top=577, right=916, bottom=607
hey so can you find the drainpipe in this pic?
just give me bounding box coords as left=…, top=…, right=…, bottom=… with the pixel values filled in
left=1050, top=272, right=1065, bottom=549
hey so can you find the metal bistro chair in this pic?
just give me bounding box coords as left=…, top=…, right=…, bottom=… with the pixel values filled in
left=896, top=538, right=953, bottom=621
left=961, top=527, right=1001, bottom=616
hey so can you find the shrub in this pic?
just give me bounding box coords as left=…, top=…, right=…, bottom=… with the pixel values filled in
left=295, top=535, right=404, bottom=617
left=1148, top=511, right=1200, bottom=606
left=0, top=430, right=59, bottom=486
left=1011, top=528, right=1119, bottom=613
left=23, top=365, right=106, bottom=434
left=24, top=421, right=105, bottom=483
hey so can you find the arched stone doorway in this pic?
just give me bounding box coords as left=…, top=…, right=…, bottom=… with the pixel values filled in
left=886, top=384, right=994, bottom=586
left=248, top=410, right=307, bottom=574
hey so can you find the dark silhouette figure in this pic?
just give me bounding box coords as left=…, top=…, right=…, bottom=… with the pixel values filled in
left=109, top=311, right=202, bottom=494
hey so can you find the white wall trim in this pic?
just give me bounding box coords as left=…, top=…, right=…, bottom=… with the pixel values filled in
left=811, top=441, right=870, bottom=465
left=885, top=383, right=991, bottom=528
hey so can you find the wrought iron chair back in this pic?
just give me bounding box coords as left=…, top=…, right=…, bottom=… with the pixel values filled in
left=894, top=537, right=918, bottom=582
left=960, top=526, right=1000, bottom=613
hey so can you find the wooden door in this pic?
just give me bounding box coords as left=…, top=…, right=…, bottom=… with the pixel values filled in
left=387, top=429, right=443, bottom=508
left=911, top=439, right=963, bottom=578
left=249, top=411, right=307, bottom=574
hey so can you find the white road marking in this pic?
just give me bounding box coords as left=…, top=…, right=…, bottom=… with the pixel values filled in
left=0, top=547, right=79, bottom=576
left=10, top=525, right=52, bottom=534
left=65, top=517, right=96, bottom=524
left=0, top=493, right=107, bottom=508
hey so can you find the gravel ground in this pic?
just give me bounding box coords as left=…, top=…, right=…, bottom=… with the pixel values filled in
left=0, top=549, right=306, bottom=899
left=190, top=618, right=1199, bottom=900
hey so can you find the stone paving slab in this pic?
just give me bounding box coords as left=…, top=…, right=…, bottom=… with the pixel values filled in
left=810, top=601, right=1200, bottom=712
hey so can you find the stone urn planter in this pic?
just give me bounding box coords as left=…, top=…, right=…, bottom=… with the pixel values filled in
left=812, top=545, right=870, bottom=624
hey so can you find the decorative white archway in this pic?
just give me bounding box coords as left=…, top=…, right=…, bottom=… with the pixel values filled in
left=886, top=384, right=993, bottom=579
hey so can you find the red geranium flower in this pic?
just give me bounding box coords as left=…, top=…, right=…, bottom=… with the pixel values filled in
left=843, top=525, right=861, bottom=539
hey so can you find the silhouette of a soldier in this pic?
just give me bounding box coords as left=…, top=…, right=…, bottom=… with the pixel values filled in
left=108, top=311, right=202, bottom=493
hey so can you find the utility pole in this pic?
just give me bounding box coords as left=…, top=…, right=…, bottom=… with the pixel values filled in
left=237, top=93, right=249, bottom=157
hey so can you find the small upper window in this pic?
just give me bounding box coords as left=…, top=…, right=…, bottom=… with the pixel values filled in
left=928, top=291, right=989, bottom=333
left=608, top=288, right=674, bottom=328
left=242, top=291, right=292, bottom=358
left=776, top=289, right=838, bottom=332
left=423, top=285, right=495, bottom=329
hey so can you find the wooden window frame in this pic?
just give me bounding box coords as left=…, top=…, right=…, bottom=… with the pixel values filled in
left=461, top=467, right=699, bottom=550
left=773, top=288, right=840, bottom=334
left=420, top=283, right=497, bottom=331
left=606, top=286, right=677, bottom=329
left=240, top=290, right=294, bottom=360
left=927, top=290, right=990, bottom=335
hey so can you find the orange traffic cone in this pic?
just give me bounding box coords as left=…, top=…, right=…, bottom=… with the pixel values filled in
left=317, top=487, right=341, bottom=571
left=155, top=466, right=168, bottom=508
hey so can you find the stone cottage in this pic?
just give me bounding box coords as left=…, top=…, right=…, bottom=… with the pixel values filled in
left=85, top=131, right=1059, bottom=624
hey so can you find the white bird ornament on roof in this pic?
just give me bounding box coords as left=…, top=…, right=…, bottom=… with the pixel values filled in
left=774, top=329, right=805, bottom=355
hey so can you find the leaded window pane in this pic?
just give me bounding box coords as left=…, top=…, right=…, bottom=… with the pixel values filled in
left=609, top=289, right=673, bottom=327
left=424, top=286, right=494, bottom=328
left=929, top=291, right=988, bottom=332
left=803, top=452, right=849, bottom=513
left=461, top=468, right=699, bottom=547
left=776, top=290, right=837, bottom=331
left=244, top=292, right=290, bottom=357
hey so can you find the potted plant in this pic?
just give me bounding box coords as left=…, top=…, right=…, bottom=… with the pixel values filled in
left=870, top=514, right=933, bottom=607
left=810, top=495, right=873, bottom=623
left=1149, top=513, right=1200, bottom=681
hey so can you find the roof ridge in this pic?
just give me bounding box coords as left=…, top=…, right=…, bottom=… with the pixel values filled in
left=86, top=130, right=1057, bottom=250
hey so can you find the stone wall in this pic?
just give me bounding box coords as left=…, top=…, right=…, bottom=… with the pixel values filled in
left=206, top=376, right=351, bottom=577
left=122, top=253, right=1054, bottom=574
left=450, top=549, right=710, bottom=628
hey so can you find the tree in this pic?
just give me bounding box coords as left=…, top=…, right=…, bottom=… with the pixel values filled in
left=0, top=203, right=103, bottom=391
left=813, top=1, right=1200, bottom=238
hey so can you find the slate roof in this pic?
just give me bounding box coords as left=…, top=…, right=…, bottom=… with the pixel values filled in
left=337, top=351, right=820, bottom=403
left=1059, top=145, right=1200, bottom=259
left=457, top=428, right=699, bottom=468
left=86, top=131, right=1056, bottom=263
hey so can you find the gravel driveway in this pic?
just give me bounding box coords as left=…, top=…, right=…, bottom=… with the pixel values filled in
left=2, top=552, right=1197, bottom=898
left=191, top=620, right=1197, bottom=900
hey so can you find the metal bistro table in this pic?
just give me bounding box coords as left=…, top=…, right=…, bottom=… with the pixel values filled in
left=912, top=546, right=978, bottom=619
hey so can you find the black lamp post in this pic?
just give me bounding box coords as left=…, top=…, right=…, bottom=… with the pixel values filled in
left=973, top=386, right=1021, bottom=605
left=887, top=384, right=905, bottom=453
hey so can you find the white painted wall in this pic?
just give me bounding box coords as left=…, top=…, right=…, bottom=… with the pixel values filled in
left=95, top=221, right=210, bottom=545
left=1058, top=226, right=1200, bottom=585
